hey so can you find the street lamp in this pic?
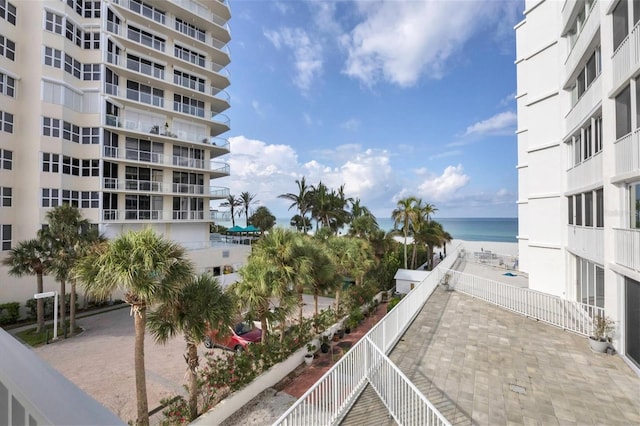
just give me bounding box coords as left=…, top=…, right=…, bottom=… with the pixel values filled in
left=34, top=291, right=58, bottom=340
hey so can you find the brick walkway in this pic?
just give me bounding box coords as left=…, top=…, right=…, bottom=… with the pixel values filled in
left=343, top=287, right=640, bottom=425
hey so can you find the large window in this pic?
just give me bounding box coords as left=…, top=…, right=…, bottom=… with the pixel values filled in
left=613, top=0, right=629, bottom=51
left=569, top=189, right=604, bottom=228
left=42, top=188, right=60, bottom=208
left=175, top=18, right=205, bottom=42
left=174, top=45, right=205, bottom=67
left=0, top=0, right=16, bottom=25
left=575, top=257, right=604, bottom=308
left=0, top=72, right=15, bottom=97
left=127, top=25, right=165, bottom=51
left=616, top=85, right=631, bottom=139
left=0, top=35, right=15, bottom=61
left=126, top=80, right=164, bottom=107
left=174, top=94, right=204, bottom=117
left=126, top=54, right=164, bottom=79
left=128, top=0, right=165, bottom=24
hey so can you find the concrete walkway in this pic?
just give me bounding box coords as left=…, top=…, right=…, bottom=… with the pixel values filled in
left=344, top=287, right=640, bottom=425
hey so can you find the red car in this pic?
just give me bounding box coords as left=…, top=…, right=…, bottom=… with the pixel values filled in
left=204, top=320, right=262, bottom=352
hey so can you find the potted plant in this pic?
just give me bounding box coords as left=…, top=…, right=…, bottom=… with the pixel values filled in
left=304, top=343, right=316, bottom=366
left=589, top=314, right=615, bottom=353
left=320, top=335, right=331, bottom=353
left=336, top=328, right=345, bottom=339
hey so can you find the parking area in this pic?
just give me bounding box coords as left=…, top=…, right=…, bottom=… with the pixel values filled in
left=31, top=295, right=334, bottom=424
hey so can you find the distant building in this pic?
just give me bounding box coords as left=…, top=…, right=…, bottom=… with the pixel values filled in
left=0, top=0, right=248, bottom=309
left=515, top=0, right=639, bottom=372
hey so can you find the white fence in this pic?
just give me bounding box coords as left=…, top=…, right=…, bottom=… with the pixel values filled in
left=273, top=246, right=462, bottom=426
left=438, top=269, right=603, bottom=336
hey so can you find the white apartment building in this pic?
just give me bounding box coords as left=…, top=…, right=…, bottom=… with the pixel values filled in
left=0, top=0, right=249, bottom=308
left=516, top=0, right=639, bottom=372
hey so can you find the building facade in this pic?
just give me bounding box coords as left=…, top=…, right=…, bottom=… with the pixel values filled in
left=516, top=0, right=640, bottom=372
left=0, top=0, right=249, bottom=308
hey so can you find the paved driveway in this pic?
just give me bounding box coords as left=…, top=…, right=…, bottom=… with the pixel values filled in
left=32, top=295, right=335, bottom=424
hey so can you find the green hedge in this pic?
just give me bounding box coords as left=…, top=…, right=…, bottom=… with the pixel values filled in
left=25, top=294, right=78, bottom=320
left=0, top=302, right=20, bottom=325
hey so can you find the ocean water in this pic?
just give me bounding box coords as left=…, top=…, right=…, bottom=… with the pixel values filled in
left=269, top=217, right=518, bottom=243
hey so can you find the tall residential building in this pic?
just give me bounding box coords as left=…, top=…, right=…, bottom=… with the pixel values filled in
left=516, top=0, right=639, bottom=372
left=0, top=0, right=249, bottom=306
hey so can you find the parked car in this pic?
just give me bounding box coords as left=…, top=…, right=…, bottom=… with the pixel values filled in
left=204, top=320, right=262, bottom=352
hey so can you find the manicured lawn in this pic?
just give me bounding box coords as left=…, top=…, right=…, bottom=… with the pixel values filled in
left=16, top=321, right=81, bottom=347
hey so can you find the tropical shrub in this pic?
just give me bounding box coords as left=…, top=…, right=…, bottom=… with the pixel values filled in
left=160, top=396, right=190, bottom=425
left=0, top=302, right=20, bottom=325
left=387, top=295, right=403, bottom=313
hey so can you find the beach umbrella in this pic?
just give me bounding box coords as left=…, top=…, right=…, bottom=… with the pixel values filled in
left=227, top=225, right=245, bottom=233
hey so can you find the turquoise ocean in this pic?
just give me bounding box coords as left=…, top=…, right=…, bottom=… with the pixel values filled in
left=271, top=217, right=518, bottom=243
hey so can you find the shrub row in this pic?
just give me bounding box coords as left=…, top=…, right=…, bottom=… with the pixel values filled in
left=0, top=302, right=20, bottom=325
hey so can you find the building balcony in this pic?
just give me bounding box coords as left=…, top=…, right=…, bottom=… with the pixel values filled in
left=564, top=2, right=599, bottom=79
left=614, top=227, right=640, bottom=272
left=565, top=75, right=601, bottom=136
left=612, top=20, right=640, bottom=91
left=104, top=114, right=230, bottom=153
left=166, top=0, right=230, bottom=34
left=566, top=151, right=602, bottom=191
left=614, top=129, right=640, bottom=178
left=562, top=0, right=578, bottom=31
left=210, top=210, right=231, bottom=221
left=102, top=208, right=218, bottom=222
left=567, top=225, right=604, bottom=263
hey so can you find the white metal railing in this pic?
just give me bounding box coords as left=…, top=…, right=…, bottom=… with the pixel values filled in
left=274, top=245, right=461, bottom=425
left=172, top=210, right=205, bottom=220
left=102, top=209, right=165, bottom=221
left=567, top=225, right=604, bottom=262
left=439, top=269, right=604, bottom=336
left=614, top=129, right=640, bottom=176
left=567, top=151, right=603, bottom=191
left=611, top=20, right=640, bottom=89
left=614, top=227, right=640, bottom=272
left=103, top=178, right=165, bottom=192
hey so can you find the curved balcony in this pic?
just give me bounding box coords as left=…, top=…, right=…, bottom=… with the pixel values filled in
left=102, top=209, right=210, bottom=222
left=209, top=186, right=229, bottom=198
left=102, top=146, right=230, bottom=174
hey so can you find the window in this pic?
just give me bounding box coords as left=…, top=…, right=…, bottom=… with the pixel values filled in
left=43, top=117, right=61, bottom=137
left=126, top=80, right=164, bottom=107
left=62, top=190, right=80, bottom=207
left=42, top=153, right=60, bottom=173
left=82, top=127, right=99, bottom=144
left=42, top=188, right=60, bottom=208
left=1, top=224, right=10, bottom=251
left=83, top=63, right=101, bottom=80
left=126, top=54, right=164, bottom=79
left=594, top=116, right=603, bottom=153
left=83, top=1, right=101, bottom=18
left=174, top=94, right=204, bottom=117
left=65, top=19, right=82, bottom=47
left=45, top=11, right=63, bottom=34
left=129, top=0, right=165, bottom=24
left=575, top=257, right=604, bottom=308
left=596, top=188, right=604, bottom=228
left=585, top=191, right=593, bottom=227
left=575, top=194, right=583, bottom=226
left=44, top=46, right=63, bottom=68
left=0, top=0, right=16, bottom=25
left=0, top=187, right=11, bottom=207
left=0, top=149, right=12, bottom=170
left=127, top=25, right=165, bottom=51
left=175, top=18, right=206, bottom=42
left=64, top=54, right=82, bottom=79
left=81, top=191, right=99, bottom=208
left=616, top=85, right=631, bottom=139
left=81, top=159, right=99, bottom=176
left=0, top=110, right=13, bottom=133
left=174, top=70, right=205, bottom=92
left=0, top=35, right=15, bottom=61
left=62, top=121, right=81, bottom=143
left=83, top=32, right=100, bottom=49
left=569, top=47, right=601, bottom=107
left=583, top=123, right=592, bottom=160
left=574, top=133, right=582, bottom=166
left=613, top=0, right=629, bottom=51
left=631, top=182, right=640, bottom=228
left=568, top=196, right=574, bottom=225
left=174, top=45, right=205, bottom=67
left=0, top=72, right=15, bottom=97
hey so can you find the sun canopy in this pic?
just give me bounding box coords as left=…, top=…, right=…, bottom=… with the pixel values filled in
left=227, top=225, right=245, bottom=233
left=244, top=225, right=260, bottom=232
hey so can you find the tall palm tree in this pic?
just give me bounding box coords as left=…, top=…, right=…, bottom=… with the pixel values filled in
left=74, top=228, right=193, bottom=426
left=147, top=275, right=233, bottom=421
left=2, top=238, right=51, bottom=332
left=298, top=237, right=337, bottom=322
left=44, top=204, right=102, bottom=336
left=278, top=177, right=312, bottom=231
left=392, top=196, right=418, bottom=269
left=220, top=194, right=241, bottom=227
left=239, top=191, right=257, bottom=227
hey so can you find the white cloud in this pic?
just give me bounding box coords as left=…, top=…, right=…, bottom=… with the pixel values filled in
left=498, top=92, right=516, bottom=107
left=251, top=100, right=265, bottom=117
left=463, top=111, right=516, bottom=136
left=416, top=165, right=470, bottom=201
left=340, top=118, right=361, bottom=131
left=264, top=27, right=323, bottom=92
left=341, top=1, right=518, bottom=87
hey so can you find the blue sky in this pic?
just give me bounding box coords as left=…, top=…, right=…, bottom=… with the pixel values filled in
left=213, top=0, right=524, bottom=220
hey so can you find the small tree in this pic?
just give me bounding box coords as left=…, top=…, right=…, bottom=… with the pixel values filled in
left=249, top=206, right=276, bottom=235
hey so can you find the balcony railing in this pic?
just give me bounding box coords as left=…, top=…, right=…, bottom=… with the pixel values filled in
left=209, top=186, right=230, bottom=197
left=565, top=74, right=601, bottom=135
left=614, top=129, right=640, bottom=176
left=172, top=210, right=205, bottom=220
left=168, top=0, right=230, bottom=30
left=103, top=209, right=165, bottom=221
left=612, top=20, right=640, bottom=90
left=614, top=227, right=640, bottom=272
left=173, top=183, right=205, bottom=194
left=275, top=246, right=462, bottom=425
left=566, top=150, right=602, bottom=191
left=440, top=268, right=604, bottom=336
left=103, top=178, right=165, bottom=192
left=210, top=112, right=230, bottom=127
left=567, top=225, right=604, bottom=263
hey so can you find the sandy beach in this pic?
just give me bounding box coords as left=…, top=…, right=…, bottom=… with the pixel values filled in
left=392, top=237, right=519, bottom=258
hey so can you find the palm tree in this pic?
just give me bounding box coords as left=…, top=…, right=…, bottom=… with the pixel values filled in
left=392, top=196, right=418, bottom=269
left=2, top=238, right=51, bottom=332
left=249, top=206, right=276, bottom=235
left=239, top=191, right=257, bottom=227
left=220, top=194, right=241, bottom=227
left=147, top=274, right=233, bottom=421
left=74, top=228, right=194, bottom=426
left=44, top=204, right=102, bottom=336
left=278, top=177, right=312, bottom=231
left=289, top=214, right=312, bottom=232
left=298, top=237, right=337, bottom=323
